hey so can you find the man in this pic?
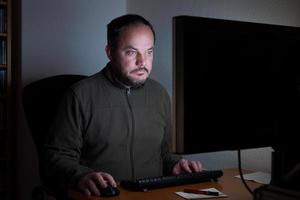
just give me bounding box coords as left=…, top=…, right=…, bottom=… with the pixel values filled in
left=44, top=14, right=202, bottom=197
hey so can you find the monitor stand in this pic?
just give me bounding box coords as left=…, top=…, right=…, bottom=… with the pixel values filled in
left=253, top=150, right=300, bottom=200
left=270, top=150, right=300, bottom=190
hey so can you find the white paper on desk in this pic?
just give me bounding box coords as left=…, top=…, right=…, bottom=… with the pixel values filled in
left=176, top=188, right=227, bottom=199
left=235, top=171, right=271, bottom=184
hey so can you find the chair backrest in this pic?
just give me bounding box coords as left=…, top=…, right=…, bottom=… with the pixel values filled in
left=22, top=74, right=87, bottom=170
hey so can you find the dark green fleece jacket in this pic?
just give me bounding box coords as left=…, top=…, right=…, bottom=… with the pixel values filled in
left=43, top=64, right=181, bottom=192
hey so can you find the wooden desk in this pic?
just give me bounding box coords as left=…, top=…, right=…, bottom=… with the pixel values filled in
left=69, top=168, right=262, bottom=200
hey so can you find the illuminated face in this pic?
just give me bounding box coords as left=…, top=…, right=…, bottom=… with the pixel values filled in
left=106, top=24, right=154, bottom=87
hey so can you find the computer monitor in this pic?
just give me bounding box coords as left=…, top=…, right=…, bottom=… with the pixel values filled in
left=173, top=15, right=300, bottom=154
left=173, top=15, right=300, bottom=191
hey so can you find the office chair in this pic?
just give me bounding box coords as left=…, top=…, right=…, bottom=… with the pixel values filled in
left=22, top=74, right=87, bottom=200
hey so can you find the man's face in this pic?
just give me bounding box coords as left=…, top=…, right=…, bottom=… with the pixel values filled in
left=106, top=24, right=154, bottom=87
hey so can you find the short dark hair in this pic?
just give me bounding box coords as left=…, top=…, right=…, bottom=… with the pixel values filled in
left=107, top=14, right=155, bottom=48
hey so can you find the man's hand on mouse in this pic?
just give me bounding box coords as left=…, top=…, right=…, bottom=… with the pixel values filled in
left=78, top=171, right=117, bottom=196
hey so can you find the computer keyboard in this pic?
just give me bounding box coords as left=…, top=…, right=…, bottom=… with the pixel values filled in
left=120, top=170, right=223, bottom=191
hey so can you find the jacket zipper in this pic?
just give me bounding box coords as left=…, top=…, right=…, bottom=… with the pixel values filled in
left=126, top=87, right=136, bottom=180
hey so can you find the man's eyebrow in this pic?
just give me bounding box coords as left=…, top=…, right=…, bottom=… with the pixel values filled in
left=123, top=46, right=154, bottom=51
left=124, top=46, right=137, bottom=50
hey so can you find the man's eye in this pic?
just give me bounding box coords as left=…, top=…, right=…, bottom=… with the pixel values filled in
left=126, top=50, right=136, bottom=56
left=147, top=50, right=153, bottom=55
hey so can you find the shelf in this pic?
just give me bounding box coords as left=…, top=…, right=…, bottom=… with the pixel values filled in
left=0, top=0, right=10, bottom=199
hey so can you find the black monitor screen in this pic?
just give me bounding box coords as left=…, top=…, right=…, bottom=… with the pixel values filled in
left=173, top=16, right=300, bottom=154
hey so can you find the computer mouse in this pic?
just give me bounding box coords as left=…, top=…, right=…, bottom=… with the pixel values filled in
left=99, top=185, right=120, bottom=197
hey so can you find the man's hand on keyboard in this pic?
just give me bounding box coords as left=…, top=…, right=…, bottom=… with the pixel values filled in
left=172, top=159, right=203, bottom=175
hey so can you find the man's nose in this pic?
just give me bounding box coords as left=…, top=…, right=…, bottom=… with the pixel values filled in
left=136, top=53, right=146, bottom=67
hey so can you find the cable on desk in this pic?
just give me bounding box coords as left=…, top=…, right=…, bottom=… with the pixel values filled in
left=237, top=149, right=254, bottom=196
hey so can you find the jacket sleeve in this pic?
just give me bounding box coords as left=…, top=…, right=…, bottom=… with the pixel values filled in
left=43, top=88, right=93, bottom=193
left=160, top=91, right=182, bottom=175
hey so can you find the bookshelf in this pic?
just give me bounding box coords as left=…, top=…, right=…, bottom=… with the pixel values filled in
left=0, top=0, right=12, bottom=199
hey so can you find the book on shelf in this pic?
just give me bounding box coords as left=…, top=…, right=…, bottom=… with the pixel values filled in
left=0, top=39, right=6, bottom=65
left=0, top=4, right=7, bottom=34
left=0, top=69, right=6, bottom=93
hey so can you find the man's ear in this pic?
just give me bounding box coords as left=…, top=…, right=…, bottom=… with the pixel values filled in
left=105, top=45, right=112, bottom=60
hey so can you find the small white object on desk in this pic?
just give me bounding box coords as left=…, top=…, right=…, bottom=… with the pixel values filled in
left=235, top=171, right=271, bottom=184
left=176, top=188, right=227, bottom=199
